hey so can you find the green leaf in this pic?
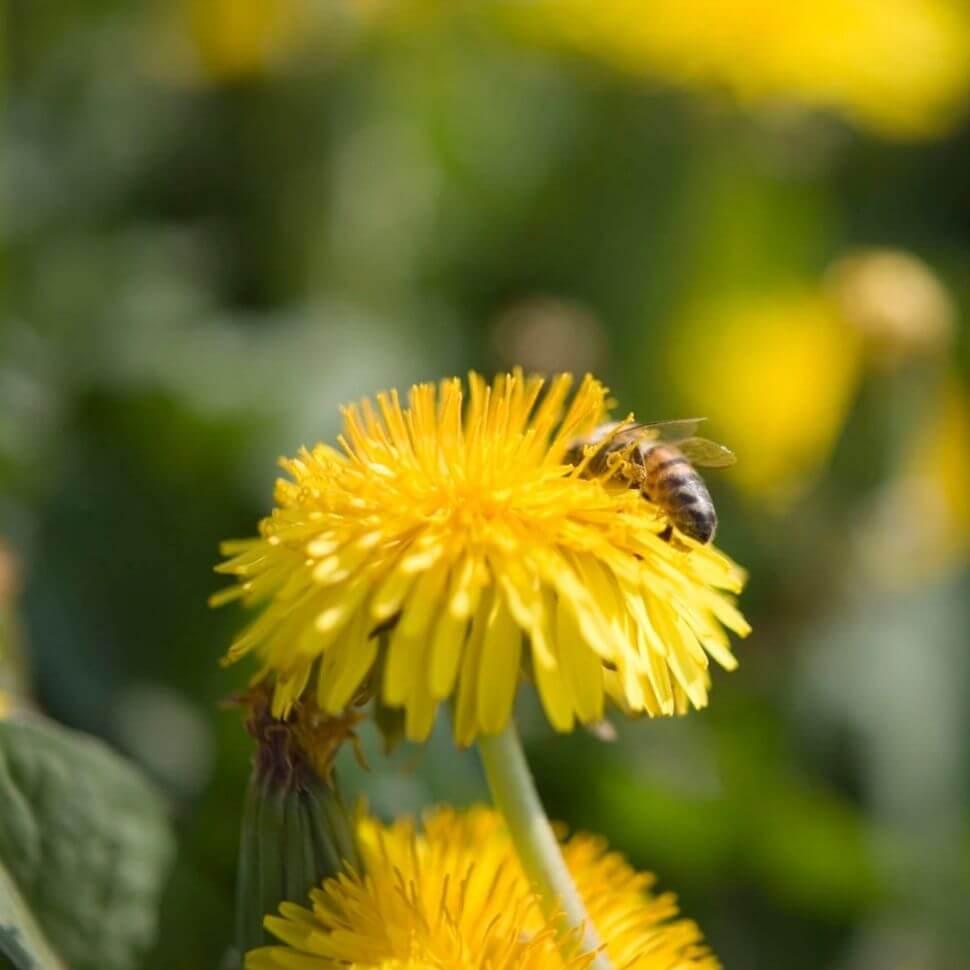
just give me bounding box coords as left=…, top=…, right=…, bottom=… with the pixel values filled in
left=0, top=717, right=175, bottom=970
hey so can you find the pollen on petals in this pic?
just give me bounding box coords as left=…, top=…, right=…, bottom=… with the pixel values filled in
left=214, top=371, right=750, bottom=743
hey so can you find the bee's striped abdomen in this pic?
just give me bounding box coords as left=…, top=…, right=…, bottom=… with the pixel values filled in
left=641, top=443, right=717, bottom=544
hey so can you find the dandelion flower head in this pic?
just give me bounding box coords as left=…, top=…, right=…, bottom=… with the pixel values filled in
left=214, top=372, right=749, bottom=743
left=246, top=805, right=720, bottom=969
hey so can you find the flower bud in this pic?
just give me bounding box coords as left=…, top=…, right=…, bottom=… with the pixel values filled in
left=232, top=685, right=363, bottom=957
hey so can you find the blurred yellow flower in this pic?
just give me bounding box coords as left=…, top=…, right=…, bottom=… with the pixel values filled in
left=670, top=250, right=958, bottom=505
left=246, top=805, right=719, bottom=969
left=152, top=0, right=313, bottom=83
left=509, top=0, right=970, bottom=137
left=909, top=379, right=970, bottom=559
left=858, top=375, right=970, bottom=586
left=670, top=291, right=862, bottom=505
left=214, top=372, right=748, bottom=744
left=193, top=0, right=308, bottom=78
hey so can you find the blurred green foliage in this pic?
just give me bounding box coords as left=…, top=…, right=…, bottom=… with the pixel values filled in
left=3, top=3, right=969, bottom=969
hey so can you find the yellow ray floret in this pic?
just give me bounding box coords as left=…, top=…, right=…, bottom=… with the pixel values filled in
left=246, top=804, right=720, bottom=970
left=214, top=372, right=749, bottom=743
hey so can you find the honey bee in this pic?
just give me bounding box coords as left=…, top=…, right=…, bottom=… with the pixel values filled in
left=565, top=418, right=735, bottom=545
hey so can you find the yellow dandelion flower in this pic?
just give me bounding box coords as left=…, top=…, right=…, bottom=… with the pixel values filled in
left=507, top=0, right=970, bottom=138
left=246, top=805, right=719, bottom=970
left=214, top=372, right=749, bottom=743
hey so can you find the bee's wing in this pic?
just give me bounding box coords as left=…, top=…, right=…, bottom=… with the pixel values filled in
left=629, top=417, right=707, bottom=442
left=676, top=437, right=737, bottom=468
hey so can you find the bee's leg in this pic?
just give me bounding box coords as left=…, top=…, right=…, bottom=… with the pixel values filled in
left=658, top=526, right=692, bottom=552
left=625, top=446, right=652, bottom=493
left=563, top=443, right=584, bottom=467
left=581, top=442, right=613, bottom=477
left=634, top=476, right=666, bottom=527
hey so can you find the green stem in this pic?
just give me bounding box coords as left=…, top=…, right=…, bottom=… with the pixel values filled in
left=479, top=721, right=613, bottom=970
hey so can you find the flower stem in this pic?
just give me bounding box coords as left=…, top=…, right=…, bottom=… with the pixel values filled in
left=478, top=721, right=613, bottom=970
